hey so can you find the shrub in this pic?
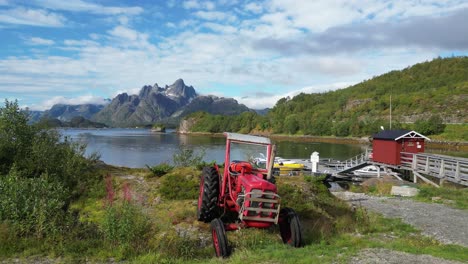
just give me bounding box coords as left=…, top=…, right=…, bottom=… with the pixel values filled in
left=195, top=160, right=218, bottom=170
left=102, top=202, right=151, bottom=251
left=172, top=145, right=205, bottom=167
left=0, top=168, right=70, bottom=238
left=159, top=173, right=199, bottom=200
left=101, top=178, right=152, bottom=253
left=414, top=115, right=446, bottom=135
left=0, top=100, right=97, bottom=239
left=146, top=163, right=174, bottom=177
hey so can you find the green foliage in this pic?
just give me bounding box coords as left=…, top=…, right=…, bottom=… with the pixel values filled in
left=158, top=173, right=199, bottom=200
left=0, top=99, right=97, bottom=239
left=415, top=185, right=468, bottom=210
left=102, top=201, right=151, bottom=251
left=172, top=145, right=205, bottom=167
left=0, top=169, right=69, bottom=238
left=152, top=123, right=166, bottom=129
left=146, top=163, right=174, bottom=177
left=195, top=160, right=220, bottom=170
left=431, top=123, right=468, bottom=141
left=414, top=115, right=446, bottom=135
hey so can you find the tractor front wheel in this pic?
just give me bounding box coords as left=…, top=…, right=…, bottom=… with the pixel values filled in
left=279, top=207, right=303, bottom=247
left=197, top=166, right=220, bottom=222
left=211, top=218, right=229, bottom=258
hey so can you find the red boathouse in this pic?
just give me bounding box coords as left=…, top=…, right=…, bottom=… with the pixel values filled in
left=372, top=130, right=430, bottom=165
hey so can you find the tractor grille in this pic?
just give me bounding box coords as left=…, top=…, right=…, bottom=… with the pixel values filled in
left=239, top=189, right=280, bottom=224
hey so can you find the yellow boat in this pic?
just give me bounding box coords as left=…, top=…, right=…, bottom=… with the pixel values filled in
left=274, top=162, right=305, bottom=171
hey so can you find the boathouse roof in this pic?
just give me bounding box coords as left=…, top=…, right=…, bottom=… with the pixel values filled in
left=373, top=129, right=430, bottom=141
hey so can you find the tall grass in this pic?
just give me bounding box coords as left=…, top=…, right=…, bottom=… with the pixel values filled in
left=101, top=175, right=152, bottom=255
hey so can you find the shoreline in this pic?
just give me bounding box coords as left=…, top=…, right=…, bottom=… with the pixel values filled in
left=178, top=131, right=468, bottom=152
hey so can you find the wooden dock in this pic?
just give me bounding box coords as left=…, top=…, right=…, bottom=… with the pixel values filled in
left=400, top=152, right=468, bottom=186
left=285, top=150, right=468, bottom=187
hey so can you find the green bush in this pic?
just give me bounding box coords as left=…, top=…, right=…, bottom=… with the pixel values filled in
left=159, top=173, right=199, bottom=200
left=146, top=163, right=174, bottom=177
left=172, top=145, right=205, bottom=167
left=0, top=168, right=69, bottom=238
left=0, top=100, right=97, bottom=239
left=415, top=115, right=446, bottom=135
left=102, top=201, right=151, bottom=251
left=195, top=160, right=218, bottom=170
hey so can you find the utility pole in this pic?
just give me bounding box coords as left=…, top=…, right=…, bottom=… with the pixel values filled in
left=390, top=94, right=392, bottom=130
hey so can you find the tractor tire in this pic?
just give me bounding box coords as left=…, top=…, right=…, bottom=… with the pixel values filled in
left=279, top=207, right=303, bottom=247
left=197, top=166, right=220, bottom=223
left=211, top=218, right=229, bottom=258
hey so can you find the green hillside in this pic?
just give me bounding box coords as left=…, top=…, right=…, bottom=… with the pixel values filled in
left=184, top=57, right=468, bottom=140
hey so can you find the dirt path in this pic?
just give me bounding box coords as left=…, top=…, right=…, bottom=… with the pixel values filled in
left=333, top=191, right=468, bottom=247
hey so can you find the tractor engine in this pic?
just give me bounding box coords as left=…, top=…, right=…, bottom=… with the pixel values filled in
left=229, top=161, right=280, bottom=227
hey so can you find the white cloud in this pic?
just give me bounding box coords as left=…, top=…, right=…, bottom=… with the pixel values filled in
left=179, top=19, right=198, bottom=28
left=63, top=39, right=98, bottom=46
left=183, top=0, right=215, bottom=10
left=167, top=0, right=176, bottom=8
left=109, top=26, right=139, bottom=41
left=28, top=37, right=55, bottom=45
left=182, top=0, right=199, bottom=9
left=117, top=16, right=129, bottom=25
left=0, top=7, right=66, bottom=27
left=202, top=22, right=237, bottom=34
left=235, top=82, right=354, bottom=109
left=107, top=26, right=151, bottom=48
left=245, top=2, right=263, bottom=14
left=89, top=33, right=99, bottom=40
left=266, top=0, right=468, bottom=32
left=195, top=11, right=236, bottom=22
left=37, top=94, right=110, bottom=110
left=166, top=22, right=176, bottom=28
left=113, top=87, right=141, bottom=98
left=31, top=0, right=143, bottom=15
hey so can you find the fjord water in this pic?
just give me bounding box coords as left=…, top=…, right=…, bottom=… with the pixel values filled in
left=60, top=128, right=365, bottom=168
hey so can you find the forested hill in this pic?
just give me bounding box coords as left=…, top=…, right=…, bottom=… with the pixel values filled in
left=183, top=57, right=468, bottom=138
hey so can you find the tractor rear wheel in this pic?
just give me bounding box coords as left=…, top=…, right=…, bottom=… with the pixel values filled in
left=211, top=218, right=229, bottom=258
left=197, top=166, right=220, bottom=222
left=279, top=207, right=303, bottom=247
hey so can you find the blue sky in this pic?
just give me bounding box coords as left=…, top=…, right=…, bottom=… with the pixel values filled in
left=1, top=0, right=467, bottom=110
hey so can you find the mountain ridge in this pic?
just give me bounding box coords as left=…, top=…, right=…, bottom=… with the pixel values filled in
left=91, top=79, right=251, bottom=127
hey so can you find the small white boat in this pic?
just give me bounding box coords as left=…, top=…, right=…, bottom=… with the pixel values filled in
left=352, top=165, right=398, bottom=177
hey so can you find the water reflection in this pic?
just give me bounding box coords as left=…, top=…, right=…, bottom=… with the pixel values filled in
left=60, top=129, right=365, bottom=168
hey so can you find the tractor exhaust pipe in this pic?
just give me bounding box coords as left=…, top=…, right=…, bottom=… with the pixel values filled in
left=267, top=144, right=276, bottom=180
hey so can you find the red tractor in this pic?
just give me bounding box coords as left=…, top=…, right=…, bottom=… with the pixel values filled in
left=197, top=132, right=303, bottom=257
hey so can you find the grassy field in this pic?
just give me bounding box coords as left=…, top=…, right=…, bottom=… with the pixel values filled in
left=430, top=123, right=468, bottom=142
left=1, top=166, right=467, bottom=263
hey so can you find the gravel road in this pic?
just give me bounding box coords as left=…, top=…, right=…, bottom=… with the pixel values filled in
left=349, top=248, right=465, bottom=264
left=333, top=191, right=468, bottom=264
left=333, top=191, right=468, bottom=247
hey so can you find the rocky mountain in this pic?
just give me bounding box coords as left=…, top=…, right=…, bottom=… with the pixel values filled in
left=44, top=103, right=107, bottom=121
left=27, top=110, right=45, bottom=123
left=92, top=79, right=200, bottom=127
left=171, top=95, right=251, bottom=118
left=30, top=79, right=251, bottom=127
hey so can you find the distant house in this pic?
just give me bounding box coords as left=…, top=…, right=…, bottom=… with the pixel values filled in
left=372, top=130, right=430, bottom=165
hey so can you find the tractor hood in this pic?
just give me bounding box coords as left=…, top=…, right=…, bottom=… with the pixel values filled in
left=240, top=174, right=277, bottom=193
